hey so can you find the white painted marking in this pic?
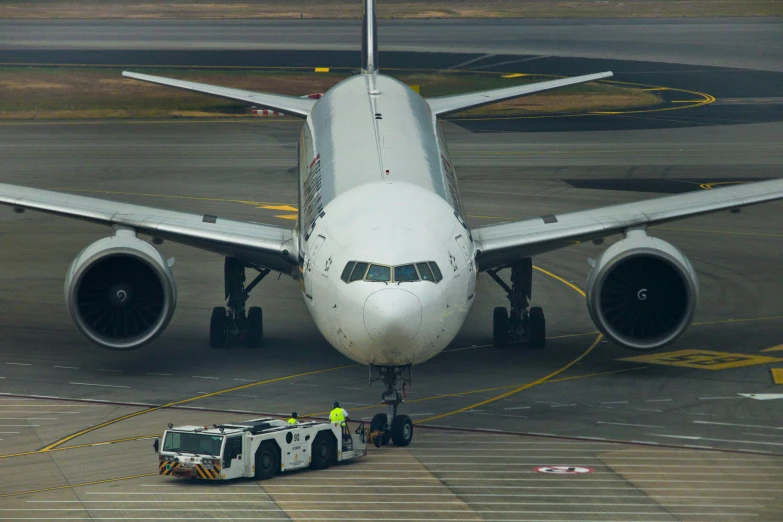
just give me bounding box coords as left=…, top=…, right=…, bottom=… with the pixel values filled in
left=192, top=376, right=219, bottom=380
left=0, top=418, right=57, bottom=420
left=630, top=440, right=660, bottom=445
left=742, top=432, right=783, bottom=439
left=597, top=421, right=666, bottom=429
left=694, top=420, right=783, bottom=430
left=503, top=406, right=531, bottom=410
left=699, top=397, right=743, bottom=400
left=54, top=366, right=79, bottom=369
left=550, top=404, right=577, bottom=408
left=405, top=413, right=435, bottom=417
left=5, top=362, right=31, bottom=366
left=146, top=372, right=172, bottom=376
left=601, top=401, right=629, bottom=404
left=129, top=485, right=783, bottom=491
left=685, top=412, right=717, bottom=416
left=634, top=408, right=663, bottom=412
left=0, top=431, right=19, bottom=434
left=97, top=369, right=122, bottom=373
left=739, top=393, right=783, bottom=401
left=84, top=492, right=776, bottom=499
left=289, top=382, right=319, bottom=387
left=20, top=501, right=765, bottom=508
left=648, top=433, right=783, bottom=446
left=232, top=378, right=255, bottom=382
left=227, top=395, right=258, bottom=399
left=526, top=432, right=557, bottom=437
left=339, top=386, right=363, bottom=390
left=69, top=382, right=130, bottom=389
left=0, top=425, right=39, bottom=427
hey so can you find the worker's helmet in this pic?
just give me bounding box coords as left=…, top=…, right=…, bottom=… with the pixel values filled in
left=291, top=412, right=298, bottom=418
left=333, top=401, right=340, bottom=408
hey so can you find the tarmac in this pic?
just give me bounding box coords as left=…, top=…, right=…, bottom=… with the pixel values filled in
left=0, top=17, right=782, bottom=522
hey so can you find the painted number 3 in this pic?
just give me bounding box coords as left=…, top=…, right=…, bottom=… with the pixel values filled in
left=637, top=288, right=648, bottom=300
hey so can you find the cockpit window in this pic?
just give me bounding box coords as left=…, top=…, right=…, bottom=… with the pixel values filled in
left=394, top=264, right=419, bottom=282
left=416, top=262, right=434, bottom=282
left=340, top=261, right=356, bottom=282
left=429, top=262, right=443, bottom=283
left=366, top=264, right=391, bottom=282
left=341, top=260, right=443, bottom=283
left=349, top=262, right=369, bottom=282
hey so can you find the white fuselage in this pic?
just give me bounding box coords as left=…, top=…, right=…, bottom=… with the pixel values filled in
left=295, top=74, right=476, bottom=366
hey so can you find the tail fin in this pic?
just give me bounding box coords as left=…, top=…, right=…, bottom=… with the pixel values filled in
left=361, top=0, right=378, bottom=73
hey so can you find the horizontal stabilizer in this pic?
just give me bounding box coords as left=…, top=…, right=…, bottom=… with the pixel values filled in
left=427, top=71, right=613, bottom=117
left=122, top=71, right=316, bottom=118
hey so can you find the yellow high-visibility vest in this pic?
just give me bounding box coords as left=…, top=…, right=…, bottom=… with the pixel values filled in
left=329, top=408, right=346, bottom=425
left=287, top=418, right=298, bottom=425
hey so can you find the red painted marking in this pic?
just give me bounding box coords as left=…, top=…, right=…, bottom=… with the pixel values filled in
left=535, top=466, right=593, bottom=474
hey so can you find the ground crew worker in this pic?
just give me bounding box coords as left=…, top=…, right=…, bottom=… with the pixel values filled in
left=287, top=412, right=298, bottom=425
left=329, top=401, right=350, bottom=438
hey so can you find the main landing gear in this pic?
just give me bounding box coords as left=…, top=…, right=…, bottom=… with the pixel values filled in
left=210, top=257, right=270, bottom=349
left=487, top=258, right=546, bottom=349
left=368, top=365, right=413, bottom=447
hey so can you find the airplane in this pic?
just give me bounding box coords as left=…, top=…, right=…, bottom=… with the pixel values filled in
left=2, top=0, right=783, bottom=447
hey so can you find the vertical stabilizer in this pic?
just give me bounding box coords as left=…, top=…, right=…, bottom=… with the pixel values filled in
left=361, top=0, right=378, bottom=73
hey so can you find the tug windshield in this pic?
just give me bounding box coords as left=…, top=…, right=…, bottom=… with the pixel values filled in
left=163, top=432, right=224, bottom=457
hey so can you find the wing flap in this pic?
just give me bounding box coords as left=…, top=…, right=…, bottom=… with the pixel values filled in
left=0, top=183, right=297, bottom=273
left=474, top=179, right=783, bottom=270
left=427, top=71, right=613, bottom=117
left=122, top=71, right=316, bottom=118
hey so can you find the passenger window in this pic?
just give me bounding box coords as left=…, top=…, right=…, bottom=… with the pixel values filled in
left=429, top=262, right=443, bottom=283
left=349, top=262, right=369, bottom=282
left=366, top=264, right=391, bottom=282
left=416, top=262, right=434, bottom=282
left=394, top=264, right=419, bottom=282
left=341, top=261, right=356, bottom=282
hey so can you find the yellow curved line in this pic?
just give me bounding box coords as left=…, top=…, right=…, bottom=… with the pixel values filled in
left=414, top=264, right=601, bottom=425
left=38, top=364, right=357, bottom=452
left=415, top=334, right=603, bottom=425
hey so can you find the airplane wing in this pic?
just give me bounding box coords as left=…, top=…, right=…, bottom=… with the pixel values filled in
left=0, top=183, right=297, bottom=274
left=426, top=71, right=613, bottom=117
left=473, top=179, right=783, bottom=270
left=122, top=72, right=316, bottom=118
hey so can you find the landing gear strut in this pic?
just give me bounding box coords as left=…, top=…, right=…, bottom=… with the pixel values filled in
left=368, top=365, right=413, bottom=447
left=487, top=258, right=546, bottom=349
left=209, top=257, right=270, bottom=349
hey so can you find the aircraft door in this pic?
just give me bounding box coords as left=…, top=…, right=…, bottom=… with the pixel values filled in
left=455, top=235, right=470, bottom=264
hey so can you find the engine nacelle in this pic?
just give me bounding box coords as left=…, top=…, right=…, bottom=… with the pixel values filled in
left=586, top=229, right=698, bottom=351
left=64, top=229, right=177, bottom=350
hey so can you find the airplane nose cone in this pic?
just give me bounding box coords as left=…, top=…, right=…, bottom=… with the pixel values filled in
left=364, top=288, right=422, bottom=345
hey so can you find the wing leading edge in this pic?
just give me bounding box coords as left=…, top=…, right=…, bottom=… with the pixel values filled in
left=122, top=72, right=316, bottom=118
left=427, top=71, right=613, bottom=117
left=0, top=183, right=297, bottom=274
left=473, top=179, right=783, bottom=270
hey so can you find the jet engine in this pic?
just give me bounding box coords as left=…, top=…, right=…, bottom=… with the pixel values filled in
left=586, top=229, right=698, bottom=351
left=64, top=229, right=177, bottom=350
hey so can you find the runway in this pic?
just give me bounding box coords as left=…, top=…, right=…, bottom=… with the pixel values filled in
left=2, top=18, right=782, bottom=72
left=1, top=16, right=782, bottom=521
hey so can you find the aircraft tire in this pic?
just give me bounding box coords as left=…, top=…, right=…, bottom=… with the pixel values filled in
left=254, top=441, right=279, bottom=480
left=390, top=415, right=413, bottom=447
left=530, top=307, right=546, bottom=349
left=246, top=306, right=263, bottom=348
left=493, top=307, right=510, bottom=347
left=209, top=307, right=227, bottom=349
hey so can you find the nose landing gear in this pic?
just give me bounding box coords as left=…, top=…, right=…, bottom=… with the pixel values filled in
left=487, top=258, right=546, bottom=349
left=209, top=257, right=270, bottom=349
left=368, top=365, right=413, bottom=447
